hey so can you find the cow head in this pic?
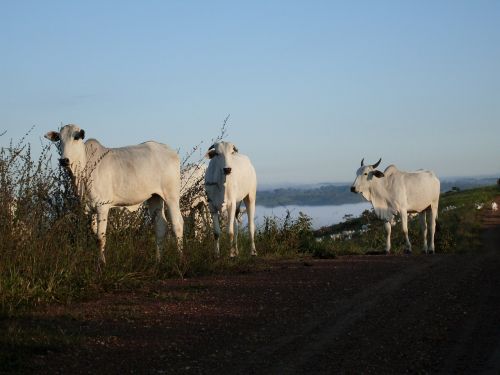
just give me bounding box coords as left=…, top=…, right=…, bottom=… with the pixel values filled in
left=45, top=124, right=86, bottom=170
left=350, top=158, right=384, bottom=200
left=206, top=141, right=239, bottom=176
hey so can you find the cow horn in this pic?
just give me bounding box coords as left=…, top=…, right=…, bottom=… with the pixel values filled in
left=360, top=158, right=365, bottom=167
left=372, top=158, right=382, bottom=169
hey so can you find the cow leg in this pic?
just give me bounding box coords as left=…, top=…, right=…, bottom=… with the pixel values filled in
left=244, top=195, right=257, bottom=256
left=211, top=211, right=221, bottom=257
left=401, top=210, right=412, bottom=253
left=429, top=205, right=438, bottom=254
left=165, top=197, right=184, bottom=255
left=384, top=221, right=392, bottom=254
left=96, top=205, right=110, bottom=264
left=148, top=195, right=167, bottom=262
left=233, top=203, right=241, bottom=256
left=227, top=202, right=238, bottom=257
left=420, top=211, right=428, bottom=254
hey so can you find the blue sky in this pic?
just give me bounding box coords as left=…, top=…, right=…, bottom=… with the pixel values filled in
left=1, top=1, right=499, bottom=186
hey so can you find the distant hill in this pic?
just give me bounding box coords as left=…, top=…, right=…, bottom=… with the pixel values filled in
left=257, top=177, right=498, bottom=207
left=257, top=185, right=363, bottom=207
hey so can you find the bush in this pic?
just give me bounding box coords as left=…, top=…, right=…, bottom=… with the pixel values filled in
left=256, top=211, right=317, bottom=256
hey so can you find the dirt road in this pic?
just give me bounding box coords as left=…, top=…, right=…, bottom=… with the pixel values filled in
left=6, top=205, right=500, bottom=374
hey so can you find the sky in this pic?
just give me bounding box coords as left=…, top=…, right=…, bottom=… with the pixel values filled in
left=1, top=1, right=499, bottom=187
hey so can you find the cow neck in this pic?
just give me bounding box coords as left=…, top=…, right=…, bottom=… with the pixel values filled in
left=368, top=176, right=393, bottom=218
left=69, top=140, right=106, bottom=199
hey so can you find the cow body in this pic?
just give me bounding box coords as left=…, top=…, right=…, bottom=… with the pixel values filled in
left=351, top=159, right=440, bottom=254
left=205, top=141, right=257, bottom=257
left=45, top=124, right=183, bottom=263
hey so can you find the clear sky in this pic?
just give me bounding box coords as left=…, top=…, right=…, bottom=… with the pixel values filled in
left=1, top=1, right=499, bottom=186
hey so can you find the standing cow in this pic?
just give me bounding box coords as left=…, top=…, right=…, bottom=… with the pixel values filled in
left=45, top=124, right=183, bottom=263
left=205, top=141, right=257, bottom=257
left=350, top=158, right=440, bottom=254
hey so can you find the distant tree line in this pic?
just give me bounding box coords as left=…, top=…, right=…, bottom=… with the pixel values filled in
left=256, top=185, right=364, bottom=207
left=257, top=178, right=498, bottom=207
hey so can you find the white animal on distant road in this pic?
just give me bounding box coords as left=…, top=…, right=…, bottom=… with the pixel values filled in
left=351, top=158, right=440, bottom=254
left=492, top=202, right=498, bottom=212
left=205, top=141, right=257, bottom=257
left=45, top=124, right=183, bottom=263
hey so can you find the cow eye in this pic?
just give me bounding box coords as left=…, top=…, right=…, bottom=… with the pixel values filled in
left=364, top=173, right=368, bottom=176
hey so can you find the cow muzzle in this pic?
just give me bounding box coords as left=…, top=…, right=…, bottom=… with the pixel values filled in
left=59, top=158, right=70, bottom=167
left=350, top=186, right=357, bottom=193
left=223, top=167, right=232, bottom=175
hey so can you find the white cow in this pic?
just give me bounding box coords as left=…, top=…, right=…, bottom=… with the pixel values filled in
left=205, top=141, right=257, bottom=257
left=45, top=124, right=183, bottom=263
left=181, top=163, right=246, bottom=240
left=492, top=202, right=498, bottom=212
left=351, top=158, right=440, bottom=254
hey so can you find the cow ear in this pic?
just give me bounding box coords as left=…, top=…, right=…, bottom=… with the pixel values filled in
left=74, top=129, right=85, bottom=140
left=44, top=131, right=60, bottom=142
left=372, top=170, right=385, bottom=178
left=205, top=149, right=217, bottom=159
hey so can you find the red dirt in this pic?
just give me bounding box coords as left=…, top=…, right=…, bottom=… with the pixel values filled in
left=6, top=200, right=500, bottom=374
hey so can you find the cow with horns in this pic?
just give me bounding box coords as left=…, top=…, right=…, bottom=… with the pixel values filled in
left=350, top=158, right=440, bottom=254
left=205, top=141, right=257, bottom=257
